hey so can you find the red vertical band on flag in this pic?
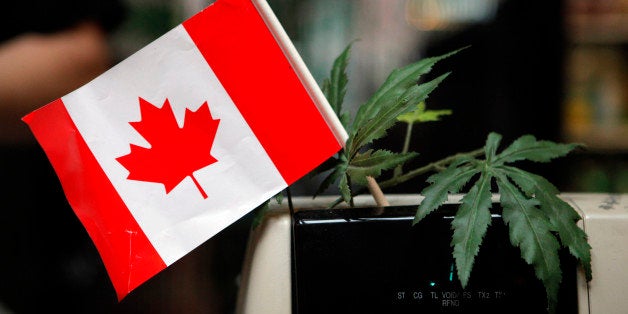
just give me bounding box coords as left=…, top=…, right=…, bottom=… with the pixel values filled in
left=183, top=0, right=342, bottom=185
left=22, top=99, right=166, bottom=300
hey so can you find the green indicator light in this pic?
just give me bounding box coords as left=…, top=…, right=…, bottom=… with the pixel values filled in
left=430, top=281, right=436, bottom=287
left=449, top=263, right=455, bottom=282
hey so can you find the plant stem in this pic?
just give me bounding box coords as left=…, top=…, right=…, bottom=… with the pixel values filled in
left=380, top=147, right=484, bottom=189
left=366, top=176, right=389, bottom=206
left=394, top=122, right=413, bottom=177
left=401, top=123, right=413, bottom=155
left=328, top=147, right=484, bottom=208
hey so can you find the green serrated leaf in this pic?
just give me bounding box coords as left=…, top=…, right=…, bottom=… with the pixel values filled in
left=352, top=48, right=465, bottom=131
left=494, top=134, right=581, bottom=165
left=347, top=150, right=417, bottom=185
left=338, top=112, right=351, bottom=130
left=485, top=132, right=502, bottom=163
left=500, top=166, right=592, bottom=281
left=323, top=42, right=353, bottom=127
left=339, top=173, right=352, bottom=204
left=495, top=173, right=562, bottom=312
left=397, top=102, right=452, bottom=124
left=274, top=192, right=284, bottom=205
left=314, top=159, right=348, bottom=198
left=252, top=191, right=285, bottom=229
left=348, top=73, right=450, bottom=157
left=541, top=204, right=591, bottom=281
left=451, top=171, right=493, bottom=287
left=309, top=153, right=344, bottom=198
left=415, top=163, right=480, bottom=224
left=251, top=199, right=271, bottom=229
left=321, top=78, right=330, bottom=98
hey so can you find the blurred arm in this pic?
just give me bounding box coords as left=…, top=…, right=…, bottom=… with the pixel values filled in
left=0, top=21, right=112, bottom=143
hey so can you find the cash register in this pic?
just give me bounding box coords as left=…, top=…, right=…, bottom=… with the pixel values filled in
left=236, top=193, right=627, bottom=313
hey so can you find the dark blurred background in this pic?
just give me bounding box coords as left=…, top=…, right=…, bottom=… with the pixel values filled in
left=1, top=0, right=626, bottom=313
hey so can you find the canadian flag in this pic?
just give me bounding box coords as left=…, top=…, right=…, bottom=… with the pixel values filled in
left=22, top=0, right=347, bottom=300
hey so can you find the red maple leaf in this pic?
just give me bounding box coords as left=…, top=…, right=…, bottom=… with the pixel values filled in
left=116, top=97, right=220, bottom=199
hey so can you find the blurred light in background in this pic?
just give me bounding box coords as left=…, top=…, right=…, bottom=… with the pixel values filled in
left=405, top=0, right=499, bottom=31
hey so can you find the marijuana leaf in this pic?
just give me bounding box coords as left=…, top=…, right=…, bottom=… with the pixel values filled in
left=347, top=149, right=418, bottom=185
left=451, top=172, right=493, bottom=287
left=311, top=41, right=353, bottom=199
left=397, top=102, right=452, bottom=124
left=495, top=172, right=562, bottom=312
left=117, top=98, right=220, bottom=199
left=321, top=41, right=353, bottom=129
left=414, top=160, right=479, bottom=223
left=251, top=192, right=285, bottom=229
left=494, top=134, right=580, bottom=164
left=394, top=101, right=453, bottom=177
left=501, top=166, right=592, bottom=281
left=484, top=132, right=502, bottom=162
left=347, top=72, right=450, bottom=158
left=314, top=154, right=347, bottom=198
left=304, top=42, right=590, bottom=314
left=350, top=48, right=464, bottom=136
left=415, top=132, right=588, bottom=312
left=313, top=45, right=460, bottom=203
